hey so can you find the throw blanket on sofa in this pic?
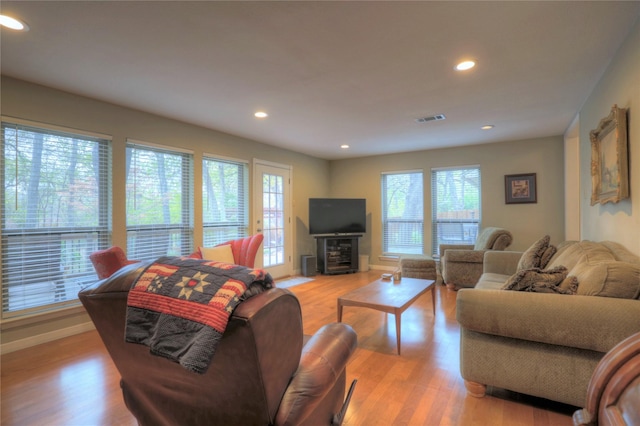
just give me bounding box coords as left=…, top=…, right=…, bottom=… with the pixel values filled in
left=125, top=256, right=274, bottom=373
left=502, top=265, right=578, bottom=294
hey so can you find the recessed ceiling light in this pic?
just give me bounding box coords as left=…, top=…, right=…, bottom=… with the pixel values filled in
left=254, top=111, right=268, bottom=118
left=455, top=60, right=476, bottom=71
left=481, top=125, right=495, bottom=130
left=340, top=144, right=350, bottom=149
left=0, top=15, right=29, bottom=31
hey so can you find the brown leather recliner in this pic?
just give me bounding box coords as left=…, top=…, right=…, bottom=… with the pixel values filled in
left=573, top=331, right=640, bottom=426
left=78, top=262, right=358, bottom=426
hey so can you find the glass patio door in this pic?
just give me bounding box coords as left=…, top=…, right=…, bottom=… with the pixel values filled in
left=253, top=160, right=292, bottom=278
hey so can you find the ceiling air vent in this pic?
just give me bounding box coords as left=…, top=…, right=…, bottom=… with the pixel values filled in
left=415, top=114, right=446, bottom=123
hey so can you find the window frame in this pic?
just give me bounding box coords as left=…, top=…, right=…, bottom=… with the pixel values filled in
left=202, top=154, right=249, bottom=247
left=431, top=165, right=481, bottom=257
left=1, top=118, right=112, bottom=318
left=125, top=140, right=194, bottom=261
left=381, top=170, right=424, bottom=255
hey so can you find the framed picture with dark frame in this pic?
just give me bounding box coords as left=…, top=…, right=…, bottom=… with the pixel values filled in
left=505, top=173, right=537, bottom=204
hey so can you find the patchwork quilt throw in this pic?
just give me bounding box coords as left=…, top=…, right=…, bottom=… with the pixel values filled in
left=125, top=256, right=274, bottom=373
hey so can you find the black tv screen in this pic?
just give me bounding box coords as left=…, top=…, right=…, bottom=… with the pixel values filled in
left=309, top=198, right=366, bottom=235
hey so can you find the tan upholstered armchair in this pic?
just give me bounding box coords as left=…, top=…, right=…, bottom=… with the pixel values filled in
left=439, top=227, right=513, bottom=290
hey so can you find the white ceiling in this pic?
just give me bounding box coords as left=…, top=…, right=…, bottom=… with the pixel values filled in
left=1, top=1, right=639, bottom=160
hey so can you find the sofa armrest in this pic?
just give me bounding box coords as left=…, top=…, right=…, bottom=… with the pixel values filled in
left=483, top=250, right=523, bottom=275
left=445, top=249, right=485, bottom=264
left=457, top=289, right=640, bottom=353
left=442, top=249, right=486, bottom=288
left=439, top=243, right=474, bottom=258
left=275, top=323, right=357, bottom=426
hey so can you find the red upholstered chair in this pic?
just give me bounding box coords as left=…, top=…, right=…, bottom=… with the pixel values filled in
left=191, top=234, right=264, bottom=268
left=90, top=246, right=140, bottom=280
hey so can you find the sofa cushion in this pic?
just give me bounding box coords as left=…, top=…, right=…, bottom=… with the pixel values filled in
left=547, top=241, right=615, bottom=272
left=547, top=240, right=578, bottom=264
left=517, top=235, right=550, bottom=271
left=570, top=261, right=640, bottom=299
left=601, top=241, right=640, bottom=263
left=503, top=265, right=576, bottom=294
left=476, top=273, right=510, bottom=289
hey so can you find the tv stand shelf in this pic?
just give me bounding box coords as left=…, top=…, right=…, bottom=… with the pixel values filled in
left=315, top=236, right=360, bottom=275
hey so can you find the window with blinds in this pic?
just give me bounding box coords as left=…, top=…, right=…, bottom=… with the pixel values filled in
left=1, top=120, right=111, bottom=317
left=202, top=156, right=248, bottom=246
left=431, top=166, right=481, bottom=257
left=381, top=171, right=424, bottom=254
left=126, top=141, right=193, bottom=261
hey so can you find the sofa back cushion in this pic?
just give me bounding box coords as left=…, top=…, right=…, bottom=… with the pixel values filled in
left=601, top=241, right=640, bottom=263
left=547, top=241, right=616, bottom=272
left=570, top=261, right=640, bottom=299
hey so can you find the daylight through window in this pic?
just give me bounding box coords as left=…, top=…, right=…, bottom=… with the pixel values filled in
left=381, top=171, right=424, bottom=254
left=431, top=166, right=481, bottom=257
left=1, top=120, right=111, bottom=317
left=202, top=156, right=248, bottom=246
left=126, top=141, right=193, bottom=261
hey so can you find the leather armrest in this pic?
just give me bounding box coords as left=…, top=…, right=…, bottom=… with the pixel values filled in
left=275, top=323, right=357, bottom=426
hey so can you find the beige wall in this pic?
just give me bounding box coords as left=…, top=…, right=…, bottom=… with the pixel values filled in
left=0, top=76, right=330, bottom=350
left=564, top=116, right=581, bottom=241
left=2, top=18, right=638, bottom=350
left=328, top=136, right=566, bottom=268
left=577, top=19, right=640, bottom=255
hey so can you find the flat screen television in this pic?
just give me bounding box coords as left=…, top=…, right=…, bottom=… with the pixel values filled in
left=309, top=198, right=366, bottom=236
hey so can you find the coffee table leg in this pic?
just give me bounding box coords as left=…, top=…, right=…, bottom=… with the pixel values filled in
left=395, top=313, right=401, bottom=355
left=337, top=301, right=343, bottom=322
left=431, top=286, right=436, bottom=316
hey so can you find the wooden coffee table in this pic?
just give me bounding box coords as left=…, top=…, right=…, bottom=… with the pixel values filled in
left=337, top=277, right=435, bottom=355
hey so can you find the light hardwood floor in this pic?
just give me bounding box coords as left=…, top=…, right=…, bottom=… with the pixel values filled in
left=1, top=270, right=576, bottom=425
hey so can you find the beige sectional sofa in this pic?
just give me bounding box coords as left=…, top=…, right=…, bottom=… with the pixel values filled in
left=456, top=240, right=640, bottom=407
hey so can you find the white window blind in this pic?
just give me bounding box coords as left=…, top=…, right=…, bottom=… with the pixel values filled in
left=1, top=120, right=111, bottom=317
left=431, top=166, right=481, bottom=257
left=381, top=171, right=424, bottom=254
left=202, top=156, right=248, bottom=246
left=126, top=141, right=193, bottom=261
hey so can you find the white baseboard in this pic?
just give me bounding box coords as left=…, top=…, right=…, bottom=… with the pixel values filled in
left=0, top=321, right=96, bottom=355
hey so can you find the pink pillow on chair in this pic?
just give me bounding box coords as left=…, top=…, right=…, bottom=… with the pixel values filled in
left=90, top=246, right=138, bottom=279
